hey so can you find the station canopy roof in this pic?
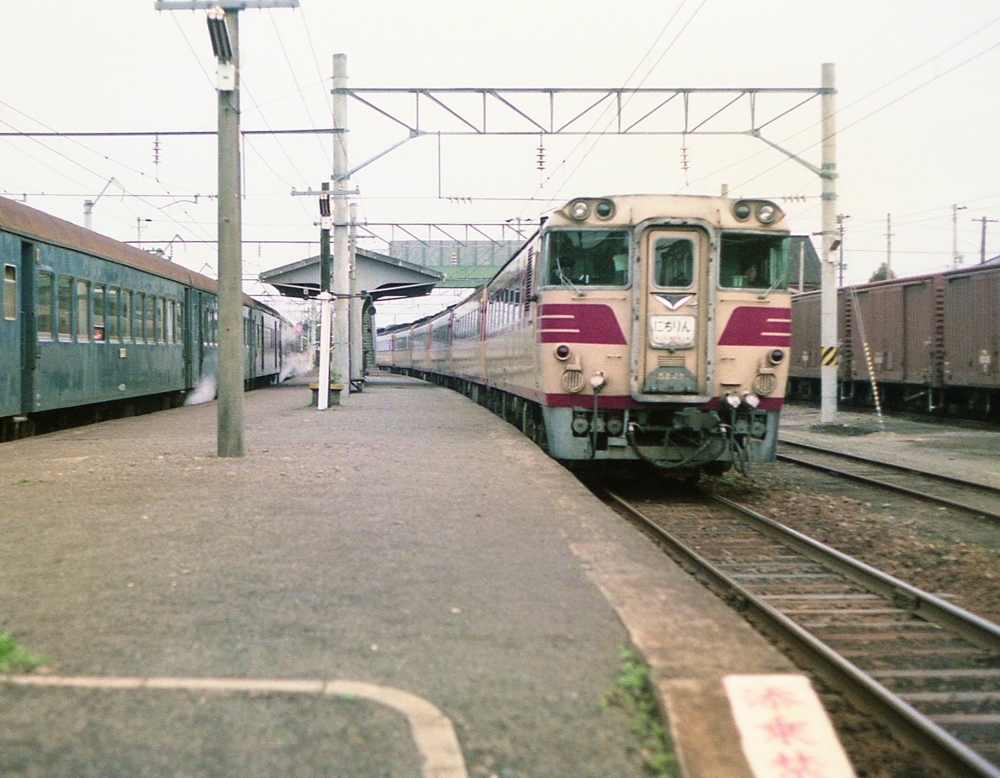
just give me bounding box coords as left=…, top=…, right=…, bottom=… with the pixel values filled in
left=259, top=248, right=444, bottom=301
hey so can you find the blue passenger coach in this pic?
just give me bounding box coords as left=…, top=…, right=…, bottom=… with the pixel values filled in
left=1, top=196, right=288, bottom=440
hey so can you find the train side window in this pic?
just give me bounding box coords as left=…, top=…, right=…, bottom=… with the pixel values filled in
left=146, top=295, right=155, bottom=344
left=4, top=265, right=17, bottom=321
left=165, top=298, right=174, bottom=344
left=653, top=238, right=694, bottom=288
left=155, top=297, right=165, bottom=343
left=76, top=280, right=90, bottom=340
left=136, top=293, right=146, bottom=343
left=57, top=275, right=73, bottom=341
left=107, top=287, right=120, bottom=343
left=121, top=290, right=132, bottom=342
left=37, top=272, right=54, bottom=341
left=93, top=284, right=106, bottom=342
left=176, top=301, right=183, bottom=342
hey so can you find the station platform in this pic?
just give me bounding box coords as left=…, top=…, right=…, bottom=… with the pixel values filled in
left=1, top=375, right=848, bottom=778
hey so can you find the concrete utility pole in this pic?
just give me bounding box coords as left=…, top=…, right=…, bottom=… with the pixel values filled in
left=316, top=182, right=333, bottom=410
left=886, top=213, right=893, bottom=279
left=214, top=7, right=244, bottom=457
left=349, top=202, right=364, bottom=388
left=156, top=0, right=298, bottom=456
left=820, top=63, right=839, bottom=424
left=332, top=53, right=351, bottom=398
left=975, top=216, right=998, bottom=263
left=952, top=204, right=967, bottom=268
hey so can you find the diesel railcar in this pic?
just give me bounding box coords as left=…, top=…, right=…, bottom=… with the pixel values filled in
left=1, top=196, right=289, bottom=440
left=378, top=194, right=793, bottom=476
left=789, top=258, right=1000, bottom=420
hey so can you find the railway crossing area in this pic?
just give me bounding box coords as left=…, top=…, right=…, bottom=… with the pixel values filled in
left=1, top=376, right=858, bottom=777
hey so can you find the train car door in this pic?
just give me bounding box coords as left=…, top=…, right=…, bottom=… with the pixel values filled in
left=633, top=229, right=710, bottom=399
left=183, top=287, right=203, bottom=388
left=17, top=242, right=38, bottom=414
left=0, top=248, right=28, bottom=417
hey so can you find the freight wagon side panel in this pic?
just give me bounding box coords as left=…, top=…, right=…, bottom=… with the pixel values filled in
left=789, top=292, right=821, bottom=381
left=851, top=286, right=905, bottom=383
left=944, top=270, right=1000, bottom=388
left=902, top=279, right=936, bottom=386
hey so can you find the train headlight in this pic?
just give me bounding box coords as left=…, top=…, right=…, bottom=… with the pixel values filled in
left=555, top=344, right=571, bottom=361
left=732, top=201, right=753, bottom=222
left=594, top=199, right=615, bottom=220
left=742, top=392, right=761, bottom=409
left=725, top=392, right=741, bottom=408
left=569, top=199, right=591, bottom=221
left=756, top=202, right=779, bottom=224
left=768, top=349, right=785, bottom=365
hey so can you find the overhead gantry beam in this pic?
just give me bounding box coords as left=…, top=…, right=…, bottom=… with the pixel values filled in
left=336, top=86, right=827, bottom=138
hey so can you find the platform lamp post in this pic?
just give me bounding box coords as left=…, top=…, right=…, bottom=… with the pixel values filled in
left=317, top=185, right=334, bottom=410
left=155, top=0, right=299, bottom=457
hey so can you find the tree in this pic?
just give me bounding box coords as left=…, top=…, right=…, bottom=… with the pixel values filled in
left=869, top=262, right=896, bottom=282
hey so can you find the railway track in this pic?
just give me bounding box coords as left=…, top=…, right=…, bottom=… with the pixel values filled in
left=776, top=439, right=1000, bottom=521
left=606, top=489, right=1000, bottom=778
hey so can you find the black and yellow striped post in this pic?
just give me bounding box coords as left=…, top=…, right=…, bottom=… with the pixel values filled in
left=821, top=346, right=839, bottom=367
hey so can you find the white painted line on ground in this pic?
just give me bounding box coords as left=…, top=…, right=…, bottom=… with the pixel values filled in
left=2, top=674, right=468, bottom=778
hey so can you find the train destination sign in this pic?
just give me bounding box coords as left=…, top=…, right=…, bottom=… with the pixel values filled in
left=649, top=315, right=695, bottom=349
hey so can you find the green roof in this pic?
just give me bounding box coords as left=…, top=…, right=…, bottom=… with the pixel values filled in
left=433, top=265, right=503, bottom=288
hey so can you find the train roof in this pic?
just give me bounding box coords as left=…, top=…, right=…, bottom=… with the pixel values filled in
left=0, top=196, right=270, bottom=311
left=543, top=194, right=790, bottom=233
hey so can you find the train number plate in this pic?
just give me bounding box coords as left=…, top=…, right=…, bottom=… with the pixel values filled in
left=649, top=315, right=695, bottom=348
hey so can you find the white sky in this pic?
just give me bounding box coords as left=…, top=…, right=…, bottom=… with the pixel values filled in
left=3, top=1, right=1000, bottom=324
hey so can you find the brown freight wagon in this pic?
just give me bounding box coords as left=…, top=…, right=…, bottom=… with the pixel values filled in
left=789, top=260, right=1000, bottom=420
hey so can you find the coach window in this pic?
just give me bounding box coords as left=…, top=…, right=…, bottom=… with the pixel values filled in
left=165, top=298, right=174, bottom=343
left=57, top=275, right=73, bottom=341
left=4, top=265, right=17, bottom=320
left=146, top=295, right=156, bottom=344
left=76, top=280, right=90, bottom=340
left=653, top=238, right=694, bottom=288
left=176, top=301, right=183, bottom=342
left=155, top=297, right=165, bottom=343
left=93, top=284, right=106, bottom=342
left=720, top=233, right=790, bottom=290
left=37, top=272, right=54, bottom=341
left=544, top=230, right=629, bottom=287
left=121, top=290, right=132, bottom=342
left=135, top=293, right=146, bottom=342
left=107, top=287, right=120, bottom=342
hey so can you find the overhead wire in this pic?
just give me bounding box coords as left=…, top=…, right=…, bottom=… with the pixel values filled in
left=522, top=0, right=706, bottom=216
left=684, top=13, right=1000, bottom=194
left=726, top=23, right=1000, bottom=193
left=267, top=8, right=333, bottom=170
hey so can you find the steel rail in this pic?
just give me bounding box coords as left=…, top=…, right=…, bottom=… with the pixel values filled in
left=777, top=441, right=1000, bottom=522
left=781, top=439, right=996, bottom=490
left=605, top=490, right=1000, bottom=778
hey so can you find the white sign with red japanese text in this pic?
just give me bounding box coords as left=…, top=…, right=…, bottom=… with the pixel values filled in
left=724, top=674, right=857, bottom=778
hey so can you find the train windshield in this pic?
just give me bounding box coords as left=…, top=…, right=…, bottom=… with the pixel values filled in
left=720, top=233, right=790, bottom=290
left=543, top=230, right=630, bottom=287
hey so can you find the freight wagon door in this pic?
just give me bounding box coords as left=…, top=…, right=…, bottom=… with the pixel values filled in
left=634, top=229, right=709, bottom=398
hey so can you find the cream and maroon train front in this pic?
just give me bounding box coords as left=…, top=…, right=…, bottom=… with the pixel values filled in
left=377, top=194, right=792, bottom=476
left=534, top=195, right=790, bottom=473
